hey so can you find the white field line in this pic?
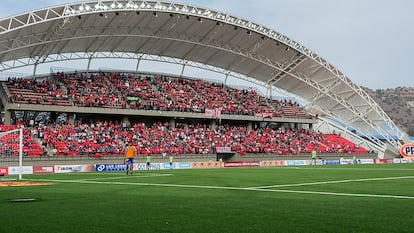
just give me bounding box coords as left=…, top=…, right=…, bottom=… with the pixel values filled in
left=25, top=177, right=414, bottom=200
left=294, top=167, right=414, bottom=171
left=249, top=176, right=414, bottom=189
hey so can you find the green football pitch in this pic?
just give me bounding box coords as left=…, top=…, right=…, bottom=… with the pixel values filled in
left=1, top=163, right=414, bottom=233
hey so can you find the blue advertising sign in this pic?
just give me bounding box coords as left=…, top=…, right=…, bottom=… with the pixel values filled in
left=95, top=164, right=126, bottom=172
left=322, top=160, right=340, bottom=165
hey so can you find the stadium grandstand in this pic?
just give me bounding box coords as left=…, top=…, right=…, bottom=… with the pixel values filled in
left=0, top=0, right=409, bottom=160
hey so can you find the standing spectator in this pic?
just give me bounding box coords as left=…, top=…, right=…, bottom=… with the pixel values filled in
left=52, top=147, right=57, bottom=156
left=169, top=155, right=174, bottom=169
left=146, top=154, right=151, bottom=170
left=311, top=149, right=317, bottom=165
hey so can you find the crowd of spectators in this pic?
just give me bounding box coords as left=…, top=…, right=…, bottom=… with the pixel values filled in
left=0, top=117, right=367, bottom=157
left=7, top=77, right=70, bottom=105
left=1, top=72, right=370, bottom=157
left=26, top=120, right=367, bottom=157
left=5, top=72, right=309, bottom=119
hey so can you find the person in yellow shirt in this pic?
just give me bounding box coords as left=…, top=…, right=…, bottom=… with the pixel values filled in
left=311, top=149, right=317, bottom=165
left=146, top=155, right=151, bottom=170
left=169, top=155, right=174, bottom=169
left=125, top=141, right=136, bottom=175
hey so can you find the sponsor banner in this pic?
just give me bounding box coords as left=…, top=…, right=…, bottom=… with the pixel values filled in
left=400, top=143, right=414, bottom=158
left=286, top=160, right=308, bottom=166
left=8, top=166, right=33, bottom=175
left=216, top=147, right=232, bottom=153
left=134, top=163, right=163, bottom=170
left=322, top=160, right=340, bottom=165
left=358, top=159, right=374, bottom=164
left=374, top=159, right=390, bottom=164
left=0, top=167, right=8, bottom=175
left=205, top=109, right=215, bottom=118
left=54, top=165, right=93, bottom=173
left=262, top=112, right=273, bottom=119
left=254, top=113, right=273, bottom=119
left=178, top=162, right=191, bottom=169
left=192, top=161, right=222, bottom=169
left=95, top=164, right=126, bottom=172
left=191, top=161, right=222, bottom=169
left=387, top=159, right=396, bottom=164
left=126, top=96, right=139, bottom=101
left=393, top=158, right=412, bottom=163
left=163, top=162, right=191, bottom=169
left=205, top=108, right=222, bottom=119
left=33, top=166, right=54, bottom=174
left=260, top=160, right=286, bottom=167
left=340, top=159, right=352, bottom=165
left=223, top=161, right=260, bottom=168
left=191, top=162, right=222, bottom=168
left=403, top=158, right=412, bottom=163
left=163, top=162, right=175, bottom=169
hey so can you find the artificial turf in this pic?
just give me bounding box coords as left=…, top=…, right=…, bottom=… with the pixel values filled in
left=1, top=163, right=414, bottom=233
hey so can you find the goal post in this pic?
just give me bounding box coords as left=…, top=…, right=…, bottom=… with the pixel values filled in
left=0, top=127, right=23, bottom=180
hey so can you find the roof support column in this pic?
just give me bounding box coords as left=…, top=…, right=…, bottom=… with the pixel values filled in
left=4, top=110, right=11, bottom=124
left=224, top=72, right=229, bottom=85
left=32, top=62, right=38, bottom=78
left=135, top=56, right=141, bottom=74
left=269, top=86, right=272, bottom=99
left=87, top=56, right=92, bottom=72
left=180, top=61, right=186, bottom=77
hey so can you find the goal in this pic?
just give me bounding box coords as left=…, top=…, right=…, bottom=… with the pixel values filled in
left=0, top=127, right=23, bottom=180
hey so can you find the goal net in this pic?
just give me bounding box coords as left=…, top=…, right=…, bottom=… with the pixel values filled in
left=0, top=127, right=23, bottom=180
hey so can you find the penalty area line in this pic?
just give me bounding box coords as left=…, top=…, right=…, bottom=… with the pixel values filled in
left=24, top=178, right=414, bottom=200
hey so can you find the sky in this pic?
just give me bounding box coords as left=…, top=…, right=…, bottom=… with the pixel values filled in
left=0, top=0, right=413, bottom=90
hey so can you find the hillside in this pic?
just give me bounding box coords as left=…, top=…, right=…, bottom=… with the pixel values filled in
left=363, top=87, right=414, bottom=135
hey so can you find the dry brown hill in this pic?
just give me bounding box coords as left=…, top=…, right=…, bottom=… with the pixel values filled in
left=362, top=87, right=414, bottom=135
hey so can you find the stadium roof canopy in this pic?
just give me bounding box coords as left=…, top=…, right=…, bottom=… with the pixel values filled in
left=0, top=0, right=407, bottom=153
